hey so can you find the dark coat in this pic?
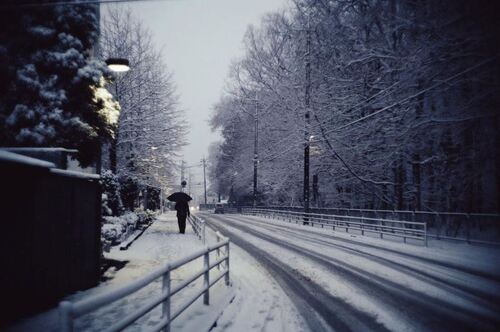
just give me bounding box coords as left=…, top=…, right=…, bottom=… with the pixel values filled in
left=175, top=200, right=190, bottom=217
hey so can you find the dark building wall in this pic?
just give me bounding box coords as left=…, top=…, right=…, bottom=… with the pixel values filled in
left=0, top=158, right=101, bottom=326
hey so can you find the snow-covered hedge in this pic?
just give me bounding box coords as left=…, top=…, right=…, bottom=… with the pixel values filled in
left=101, top=210, right=156, bottom=252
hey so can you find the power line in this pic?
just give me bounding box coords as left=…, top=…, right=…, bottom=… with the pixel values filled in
left=0, top=0, right=177, bottom=9
left=322, top=56, right=497, bottom=134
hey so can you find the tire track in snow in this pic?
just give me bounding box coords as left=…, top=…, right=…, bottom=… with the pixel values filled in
left=235, top=214, right=500, bottom=282
left=205, top=213, right=500, bottom=331
left=204, top=215, right=389, bottom=332
left=228, top=214, right=500, bottom=309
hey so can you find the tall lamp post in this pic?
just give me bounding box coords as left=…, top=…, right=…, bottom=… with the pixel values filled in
left=303, top=18, right=312, bottom=223
left=105, top=57, right=130, bottom=173
left=238, top=91, right=259, bottom=208
left=252, top=93, right=258, bottom=208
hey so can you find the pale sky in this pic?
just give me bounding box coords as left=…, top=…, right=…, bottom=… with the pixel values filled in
left=105, top=0, right=290, bottom=199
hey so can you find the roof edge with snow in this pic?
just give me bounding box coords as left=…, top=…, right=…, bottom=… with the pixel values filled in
left=2, top=147, right=79, bottom=153
left=0, top=150, right=56, bottom=169
left=50, top=168, right=100, bottom=180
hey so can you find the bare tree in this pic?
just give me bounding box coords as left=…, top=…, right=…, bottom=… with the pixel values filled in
left=100, top=6, right=187, bottom=191
left=209, top=0, right=500, bottom=212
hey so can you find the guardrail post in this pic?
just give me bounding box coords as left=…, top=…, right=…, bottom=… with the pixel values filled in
left=203, top=249, right=210, bottom=305
left=59, top=301, right=73, bottom=332
left=466, top=214, right=471, bottom=244
left=216, top=233, right=221, bottom=270
left=161, top=269, right=171, bottom=332
left=431, top=212, right=437, bottom=239
left=203, top=222, right=206, bottom=245
left=225, top=242, right=230, bottom=286
left=424, top=222, right=427, bottom=247
left=361, top=216, right=364, bottom=236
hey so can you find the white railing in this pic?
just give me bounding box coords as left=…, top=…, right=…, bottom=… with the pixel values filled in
left=188, top=214, right=206, bottom=244
left=59, top=238, right=230, bottom=332
left=243, top=208, right=427, bottom=246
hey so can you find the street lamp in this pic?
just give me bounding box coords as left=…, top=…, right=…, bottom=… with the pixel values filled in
left=105, top=58, right=130, bottom=72
left=105, top=57, right=129, bottom=173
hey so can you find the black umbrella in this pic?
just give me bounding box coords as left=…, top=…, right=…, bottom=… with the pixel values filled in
left=167, top=192, right=192, bottom=202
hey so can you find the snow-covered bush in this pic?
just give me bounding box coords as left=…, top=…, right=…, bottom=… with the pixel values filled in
left=100, top=170, right=122, bottom=216
left=135, top=209, right=157, bottom=226
left=101, top=212, right=139, bottom=250
left=119, top=175, right=140, bottom=212
left=101, top=209, right=157, bottom=252
left=101, top=193, right=112, bottom=216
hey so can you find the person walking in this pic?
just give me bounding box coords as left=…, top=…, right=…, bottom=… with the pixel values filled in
left=175, top=199, right=190, bottom=234
left=167, top=181, right=192, bottom=234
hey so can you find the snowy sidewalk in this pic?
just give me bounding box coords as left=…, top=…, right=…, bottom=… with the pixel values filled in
left=208, top=244, right=307, bottom=332
left=5, top=212, right=235, bottom=332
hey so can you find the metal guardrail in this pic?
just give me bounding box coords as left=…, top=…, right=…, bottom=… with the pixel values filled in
left=189, top=214, right=206, bottom=244
left=59, top=238, right=230, bottom=332
left=257, top=206, right=500, bottom=219
left=243, top=206, right=500, bottom=244
left=243, top=208, right=427, bottom=246
left=190, top=214, right=227, bottom=273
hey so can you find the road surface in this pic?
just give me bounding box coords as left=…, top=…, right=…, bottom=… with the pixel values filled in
left=201, top=212, right=500, bottom=332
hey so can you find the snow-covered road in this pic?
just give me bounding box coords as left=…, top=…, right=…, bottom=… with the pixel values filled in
left=201, top=212, right=500, bottom=332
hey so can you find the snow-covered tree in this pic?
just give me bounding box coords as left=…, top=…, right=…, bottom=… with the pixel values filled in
left=0, top=1, right=119, bottom=166
left=100, top=7, right=187, bottom=192
left=210, top=0, right=500, bottom=213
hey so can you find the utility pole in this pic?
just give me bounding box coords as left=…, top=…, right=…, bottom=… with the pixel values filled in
left=253, top=92, right=259, bottom=208
left=303, top=18, right=312, bottom=222
left=180, top=160, right=186, bottom=191
left=237, top=91, right=260, bottom=208
left=188, top=170, right=192, bottom=196
left=312, top=174, right=318, bottom=206
left=201, top=158, right=207, bottom=205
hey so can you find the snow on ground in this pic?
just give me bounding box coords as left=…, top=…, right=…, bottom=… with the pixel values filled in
left=8, top=210, right=498, bottom=332
left=203, top=229, right=307, bottom=332
left=245, top=213, right=500, bottom=275
left=201, top=212, right=500, bottom=331
left=206, top=215, right=415, bottom=331
left=5, top=212, right=306, bottom=332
